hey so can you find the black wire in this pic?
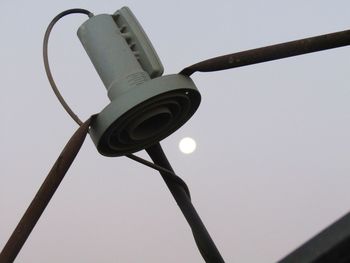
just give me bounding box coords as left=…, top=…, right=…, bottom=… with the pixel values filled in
left=43, top=9, right=94, bottom=126
left=126, top=154, right=191, bottom=198
left=147, top=143, right=225, bottom=263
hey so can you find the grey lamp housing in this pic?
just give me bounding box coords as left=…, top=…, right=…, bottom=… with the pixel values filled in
left=77, top=7, right=201, bottom=156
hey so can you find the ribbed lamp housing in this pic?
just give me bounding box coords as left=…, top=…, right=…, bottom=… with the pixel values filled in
left=77, top=8, right=201, bottom=156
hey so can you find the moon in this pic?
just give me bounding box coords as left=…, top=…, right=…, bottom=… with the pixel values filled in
left=179, top=137, right=197, bottom=154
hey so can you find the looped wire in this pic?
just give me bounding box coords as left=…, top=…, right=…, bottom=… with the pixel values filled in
left=43, top=9, right=94, bottom=126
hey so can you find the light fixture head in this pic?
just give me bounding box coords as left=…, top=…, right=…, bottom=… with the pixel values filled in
left=77, top=7, right=201, bottom=156
left=90, top=74, right=200, bottom=156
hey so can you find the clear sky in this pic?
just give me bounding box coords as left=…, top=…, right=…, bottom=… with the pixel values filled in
left=0, top=1, right=349, bottom=262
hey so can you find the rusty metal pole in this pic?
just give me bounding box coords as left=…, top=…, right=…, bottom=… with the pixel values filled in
left=0, top=119, right=91, bottom=263
left=181, top=29, right=350, bottom=76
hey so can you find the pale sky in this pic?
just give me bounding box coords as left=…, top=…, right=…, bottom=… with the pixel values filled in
left=0, top=1, right=350, bottom=262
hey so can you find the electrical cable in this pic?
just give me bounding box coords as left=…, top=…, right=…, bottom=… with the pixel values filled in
left=147, top=143, right=225, bottom=263
left=43, top=9, right=94, bottom=126
left=126, top=154, right=191, bottom=198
